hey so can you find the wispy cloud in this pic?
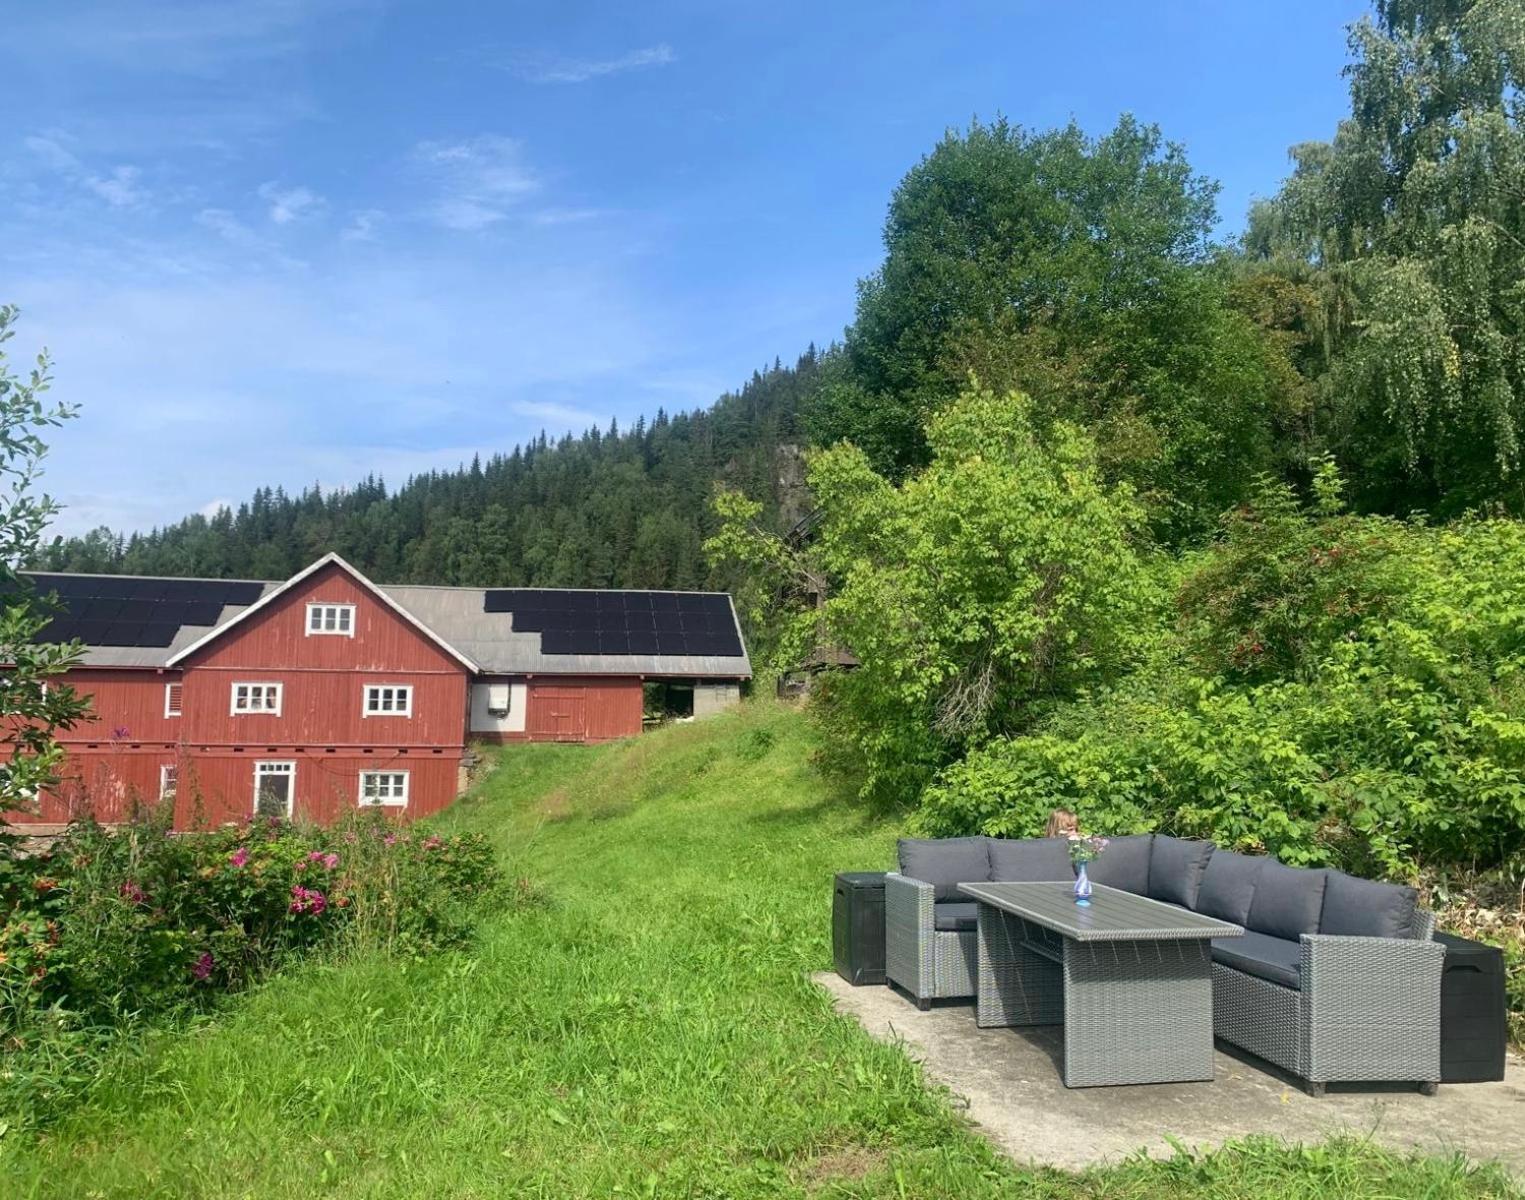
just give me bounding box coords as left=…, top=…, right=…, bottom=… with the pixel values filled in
left=510, top=399, right=604, bottom=428
left=341, top=209, right=384, bottom=242
left=506, top=43, right=675, bottom=85
left=193, top=207, right=281, bottom=257
left=258, top=180, right=325, bottom=224
left=414, top=135, right=538, bottom=231
left=24, top=133, right=149, bottom=209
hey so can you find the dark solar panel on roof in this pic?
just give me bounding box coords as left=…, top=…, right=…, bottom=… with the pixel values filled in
left=481, top=588, right=743, bottom=658
left=24, top=573, right=266, bottom=648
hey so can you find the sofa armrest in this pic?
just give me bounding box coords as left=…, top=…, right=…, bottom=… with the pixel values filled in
left=1299, top=933, right=1444, bottom=1083
left=884, top=873, right=935, bottom=998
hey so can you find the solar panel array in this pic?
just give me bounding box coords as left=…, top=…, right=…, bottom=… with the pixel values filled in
left=25, top=574, right=266, bottom=648
left=483, top=589, right=743, bottom=657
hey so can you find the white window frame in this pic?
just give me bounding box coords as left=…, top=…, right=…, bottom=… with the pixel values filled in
left=159, top=763, right=178, bottom=801
left=486, top=682, right=512, bottom=717
left=230, top=681, right=283, bottom=716
left=164, top=681, right=183, bottom=718
left=362, top=684, right=413, bottom=718
left=306, top=602, right=356, bottom=637
left=358, top=770, right=409, bottom=808
left=253, top=760, right=296, bottom=818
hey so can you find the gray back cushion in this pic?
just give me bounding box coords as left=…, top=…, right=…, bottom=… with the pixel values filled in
left=1246, top=861, right=1328, bottom=940
left=1148, top=836, right=1216, bottom=909
left=897, top=837, right=990, bottom=901
left=987, top=837, right=1074, bottom=882
left=1085, top=834, right=1153, bottom=894
left=1193, top=850, right=1264, bottom=925
left=1319, top=870, right=1418, bottom=939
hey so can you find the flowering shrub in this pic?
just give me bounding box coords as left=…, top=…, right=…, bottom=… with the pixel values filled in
left=0, top=809, right=499, bottom=1068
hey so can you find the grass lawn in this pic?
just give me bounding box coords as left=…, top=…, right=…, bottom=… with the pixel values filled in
left=4, top=702, right=1518, bottom=1198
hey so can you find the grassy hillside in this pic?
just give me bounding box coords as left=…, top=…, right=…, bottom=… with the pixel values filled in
left=4, top=704, right=1515, bottom=1198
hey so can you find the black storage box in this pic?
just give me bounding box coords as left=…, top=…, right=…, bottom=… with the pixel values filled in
left=833, top=871, right=887, bottom=986
left=1435, top=932, right=1507, bottom=1084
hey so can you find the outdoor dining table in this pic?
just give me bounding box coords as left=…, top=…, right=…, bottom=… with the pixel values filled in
left=957, top=881, right=1243, bottom=1088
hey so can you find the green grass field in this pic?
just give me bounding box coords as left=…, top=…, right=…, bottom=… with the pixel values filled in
left=4, top=702, right=1517, bottom=1198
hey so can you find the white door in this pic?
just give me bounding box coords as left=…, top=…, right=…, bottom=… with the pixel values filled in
left=253, top=761, right=296, bottom=818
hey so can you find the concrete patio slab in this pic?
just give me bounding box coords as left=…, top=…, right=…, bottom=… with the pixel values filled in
left=814, top=971, right=1525, bottom=1175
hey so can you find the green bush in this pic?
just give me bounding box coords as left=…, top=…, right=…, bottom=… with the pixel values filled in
left=919, top=486, right=1525, bottom=879
left=0, top=808, right=500, bottom=1127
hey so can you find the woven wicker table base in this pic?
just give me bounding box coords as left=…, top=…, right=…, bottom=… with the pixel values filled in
left=966, top=885, right=1237, bottom=1088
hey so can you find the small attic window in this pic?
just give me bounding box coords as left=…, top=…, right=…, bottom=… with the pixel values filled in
left=306, top=603, right=355, bottom=637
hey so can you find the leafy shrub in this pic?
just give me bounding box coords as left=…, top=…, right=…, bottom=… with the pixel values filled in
left=918, top=492, right=1525, bottom=879
left=808, top=384, right=1162, bottom=805
left=0, top=808, right=499, bottom=1127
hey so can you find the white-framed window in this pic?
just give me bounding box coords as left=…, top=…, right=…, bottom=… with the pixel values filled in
left=306, top=602, right=356, bottom=637
left=164, top=682, right=183, bottom=717
left=358, top=770, right=409, bottom=807
left=486, top=683, right=511, bottom=716
left=253, top=760, right=296, bottom=818
left=231, top=682, right=283, bottom=715
left=160, top=763, right=178, bottom=801
left=363, top=684, right=413, bottom=717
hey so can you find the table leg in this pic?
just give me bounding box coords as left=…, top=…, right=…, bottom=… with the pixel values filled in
left=975, top=902, right=1064, bottom=1029
left=1061, top=937, right=1215, bottom=1087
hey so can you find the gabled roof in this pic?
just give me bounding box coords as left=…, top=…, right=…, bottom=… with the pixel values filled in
left=29, top=555, right=752, bottom=678
left=164, top=552, right=481, bottom=672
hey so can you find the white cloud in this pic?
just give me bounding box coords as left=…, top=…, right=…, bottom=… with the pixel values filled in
left=194, top=207, right=261, bottom=247
left=24, top=133, right=149, bottom=209
left=508, top=43, right=675, bottom=85
left=258, top=180, right=324, bottom=224
left=341, top=208, right=384, bottom=242
left=88, top=165, right=149, bottom=208
left=199, top=498, right=231, bottom=519
left=510, top=399, right=605, bottom=428
left=414, top=135, right=539, bottom=230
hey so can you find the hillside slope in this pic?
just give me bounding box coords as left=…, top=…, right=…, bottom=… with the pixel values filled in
left=6, top=704, right=1512, bottom=1198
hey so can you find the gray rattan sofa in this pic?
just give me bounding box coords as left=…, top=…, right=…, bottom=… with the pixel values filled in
left=885, top=834, right=1444, bottom=1095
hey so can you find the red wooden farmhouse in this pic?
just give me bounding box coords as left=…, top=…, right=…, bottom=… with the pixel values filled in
left=9, top=553, right=750, bottom=829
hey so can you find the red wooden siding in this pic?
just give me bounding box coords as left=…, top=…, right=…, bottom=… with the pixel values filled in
left=178, top=562, right=469, bottom=751
left=59, top=668, right=184, bottom=744
left=526, top=677, right=642, bottom=742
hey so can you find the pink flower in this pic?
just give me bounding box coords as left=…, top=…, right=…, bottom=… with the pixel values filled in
left=383, top=834, right=398, bottom=847
left=191, top=952, right=214, bottom=982
left=421, top=836, right=441, bottom=851
left=229, top=847, right=250, bottom=868
left=307, top=851, right=325, bottom=862
left=119, top=880, right=147, bottom=904
left=293, top=859, right=307, bottom=872
left=289, top=884, right=328, bottom=915
left=321, top=853, right=339, bottom=870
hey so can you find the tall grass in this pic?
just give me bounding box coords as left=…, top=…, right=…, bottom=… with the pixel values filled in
left=1, top=703, right=1516, bottom=1198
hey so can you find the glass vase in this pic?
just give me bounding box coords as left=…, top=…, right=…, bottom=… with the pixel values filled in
left=1073, top=862, right=1092, bottom=906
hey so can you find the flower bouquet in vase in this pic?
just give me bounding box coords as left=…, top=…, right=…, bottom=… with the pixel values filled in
left=1066, top=833, right=1109, bottom=906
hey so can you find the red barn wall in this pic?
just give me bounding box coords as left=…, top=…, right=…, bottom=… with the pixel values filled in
left=179, top=564, right=468, bottom=750
left=505, top=676, right=644, bottom=743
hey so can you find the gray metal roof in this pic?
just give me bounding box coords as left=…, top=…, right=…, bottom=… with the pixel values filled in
left=54, top=572, right=750, bottom=678
left=382, top=585, right=753, bottom=678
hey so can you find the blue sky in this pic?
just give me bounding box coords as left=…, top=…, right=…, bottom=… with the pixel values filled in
left=2, top=0, right=1369, bottom=537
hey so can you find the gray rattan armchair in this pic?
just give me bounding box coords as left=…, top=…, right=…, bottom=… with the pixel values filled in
left=1212, top=911, right=1444, bottom=1095
left=884, top=873, right=977, bottom=1008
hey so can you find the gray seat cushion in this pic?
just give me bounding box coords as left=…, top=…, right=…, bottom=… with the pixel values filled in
left=986, top=836, right=1073, bottom=882
left=897, top=836, right=990, bottom=901
left=1193, top=850, right=1264, bottom=925
left=1211, top=930, right=1302, bottom=990
left=1148, top=835, right=1215, bottom=909
left=1246, top=861, right=1327, bottom=940
left=1319, top=870, right=1419, bottom=939
left=933, top=901, right=979, bottom=932
left=1085, top=834, right=1153, bottom=894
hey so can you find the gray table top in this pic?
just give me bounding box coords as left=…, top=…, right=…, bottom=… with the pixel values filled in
left=958, top=882, right=1244, bottom=943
